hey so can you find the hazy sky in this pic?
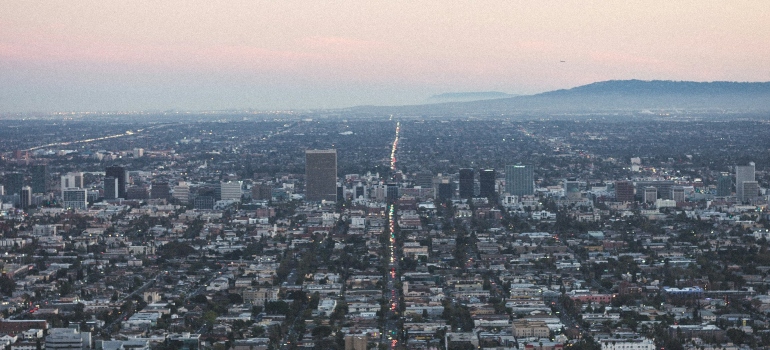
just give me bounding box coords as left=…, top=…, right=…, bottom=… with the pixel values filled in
left=2, top=1, right=769, bottom=112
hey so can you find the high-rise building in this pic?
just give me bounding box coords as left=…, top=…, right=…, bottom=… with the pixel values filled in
left=615, top=181, right=635, bottom=202
left=415, top=171, right=433, bottom=188
left=127, top=186, right=149, bottom=200
left=194, top=196, right=215, bottom=210
left=104, top=177, right=119, bottom=200
left=644, top=187, right=657, bottom=203
left=564, top=178, right=582, bottom=200
left=61, top=172, right=84, bottom=198
left=105, top=166, right=127, bottom=199
left=741, top=181, right=759, bottom=202
left=251, top=183, right=273, bottom=200
left=716, top=173, right=732, bottom=197
left=479, top=169, right=496, bottom=198
left=220, top=181, right=243, bottom=201
left=386, top=183, right=399, bottom=202
left=30, top=164, right=47, bottom=194
left=305, top=150, right=337, bottom=201
left=634, top=181, right=675, bottom=200
left=63, top=188, right=88, bottom=210
left=3, top=172, right=24, bottom=196
left=173, top=181, right=190, bottom=204
left=355, top=185, right=365, bottom=199
left=735, top=162, right=756, bottom=202
left=672, top=186, right=686, bottom=202
left=437, top=182, right=452, bottom=201
left=150, top=182, right=171, bottom=200
left=458, top=168, right=474, bottom=198
left=20, top=186, right=32, bottom=209
left=505, top=165, right=534, bottom=196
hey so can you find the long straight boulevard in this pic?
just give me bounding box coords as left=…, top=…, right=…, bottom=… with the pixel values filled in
left=383, top=122, right=403, bottom=349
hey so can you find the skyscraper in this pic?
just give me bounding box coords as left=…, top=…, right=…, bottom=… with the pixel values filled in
left=30, top=164, right=47, bottom=194
left=644, top=186, right=658, bottom=203
left=735, top=162, right=755, bottom=202
left=716, top=173, right=732, bottom=197
left=104, top=177, right=119, bottom=200
left=564, top=178, right=582, bottom=200
left=63, top=188, right=88, bottom=210
left=615, top=181, right=635, bottom=202
left=305, top=150, right=337, bottom=201
left=20, top=186, right=32, bottom=209
left=150, top=182, right=171, bottom=200
left=3, top=172, right=24, bottom=196
left=61, top=172, right=84, bottom=198
left=105, top=166, right=127, bottom=199
left=479, top=169, right=496, bottom=198
left=220, top=181, right=243, bottom=201
left=505, top=165, right=534, bottom=196
left=458, top=168, right=474, bottom=198
left=741, top=181, right=759, bottom=202
left=386, top=183, right=399, bottom=202
left=173, top=181, right=190, bottom=204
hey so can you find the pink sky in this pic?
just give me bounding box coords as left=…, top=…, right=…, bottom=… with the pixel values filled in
left=2, top=1, right=769, bottom=111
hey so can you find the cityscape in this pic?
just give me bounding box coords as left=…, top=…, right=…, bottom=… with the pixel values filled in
left=3, top=2, right=770, bottom=350
left=0, top=114, right=769, bottom=350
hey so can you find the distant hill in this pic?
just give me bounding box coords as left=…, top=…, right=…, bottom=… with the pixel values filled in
left=428, top=91, right=516, bottom=103
left=350, top=80, right=770, bottom=116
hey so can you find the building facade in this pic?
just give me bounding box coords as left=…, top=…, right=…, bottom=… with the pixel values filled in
left=305, top=150, right=338, bottom=202
left=505, top=165, right=534, bottom=196
left=735, top=162, right=755, bottom=202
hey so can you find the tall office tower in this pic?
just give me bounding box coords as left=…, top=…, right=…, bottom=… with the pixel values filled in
left=150, top=182, right=171, bottom=200
left=437, top=182, right=452, bottom=201
left=105, top=166, right=127, bottom=199
left=355, top=184, right=365, bottom=199
left=644, top=186, right=658, bottom=203
left=615, top=181, right=635, bottom=202
left=220, top=181, right=243, bottom=201
left=337, top=185, right=344, bottom=201
left=741, top=181, right=759, bottom=202
left=61, top=172, right=84, bottom=189
left=4, top=172, right=24, bottom=196
left=63, top=188, right=88, bottom=210
left=505, top=165, right=534, bottom=196
left=386, top=183, right=399, bottom=202
left=60, top=172, right=84, bottom=198
left=252, top=183, right=273, bottom=200
left=415, top=171, right=434, bottom=188
left=30, top=164, right=47, bottom=194
left=458, top=168, right=474, bottom=198
left=735, top=162, right=756, bottom=202
left=716, top=173, right=732, bottom=197
left=305, top=150, right=338, bottom=201
left=104, top=177, right=119, bottom=200
left=479, top=169, right=496, bottom=198
left=173, top=181, right=190, bottom=204
left=634, top=181, right=675, bottom=200
left=127, top=186, right=149, bottom=200
left=20, top=186, right=32, bottom=209
left=564, top=178, right=582, bottom=200
left=672, top=186, right=686, bottom=202
left=0, top=185, right=4, bottom=196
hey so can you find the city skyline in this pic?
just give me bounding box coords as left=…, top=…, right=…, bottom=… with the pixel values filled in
left=2, top=1, right=770, bottom=112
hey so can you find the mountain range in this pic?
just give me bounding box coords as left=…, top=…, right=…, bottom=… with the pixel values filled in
left=350, top=80, right=770, bottom=115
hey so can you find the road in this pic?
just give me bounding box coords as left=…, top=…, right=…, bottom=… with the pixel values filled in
left=383, top=122, right=402, bottom=349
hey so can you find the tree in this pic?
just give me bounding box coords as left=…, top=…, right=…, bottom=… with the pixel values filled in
left=0, top=275, right=16, bottom=296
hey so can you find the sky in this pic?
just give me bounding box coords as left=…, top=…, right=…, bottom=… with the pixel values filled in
left=1, top=1, right=770, bottom=112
